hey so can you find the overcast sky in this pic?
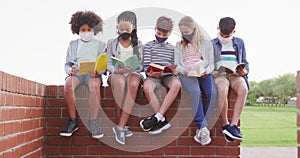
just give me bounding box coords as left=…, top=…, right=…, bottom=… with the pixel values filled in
left=0, top=0, right=299, bottom=85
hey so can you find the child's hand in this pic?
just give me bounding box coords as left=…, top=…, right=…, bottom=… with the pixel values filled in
left=211, top=70, right=221, bottom=78
left=69, top=65, right=79, bottom=76
left=115, top=65, right=131, bottom=74
left=147, top=69, right=163, bottom=78
left=88, top=69, right=99, bottom=78
left=200, top=71, right=208, bottom=78
left=237, top=67, right=248, bottom=76
left=171, top=70, right=178, bottom=76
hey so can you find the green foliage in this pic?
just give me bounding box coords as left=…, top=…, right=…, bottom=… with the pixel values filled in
left=248, top=73, right=296, bottom=105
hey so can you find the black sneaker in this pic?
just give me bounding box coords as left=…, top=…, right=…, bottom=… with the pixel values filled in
left=222, top=125, right=235, bottom=142
left=88, top=119, right=104, bottom=139
left=149, top=119, right=171, bottom=134
left=222, top=124, right=243, bottom=141
left=60, top=118, right=79, bottom=137
left=139, top=115, right=158, bottom=131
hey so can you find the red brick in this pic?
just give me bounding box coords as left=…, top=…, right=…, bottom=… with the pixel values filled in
left=139, top=147, right=165, bottom=155
left=2, top=151, right=14, bottom=158
left=47, top=136, right=72, bottom=145
left=57, top=85, right=64, bottom=98
left=73, top=136, right=100, bottom=145
left=14, top=94, right=23, bottom=106
left=5, top=93, right=14, bottom=106
left=298, top=129, right=300, bottom=144
left=165, top=146, right=190, bottom=155
left=47, top=98, right=65, bottom=107
left=0, top=71, right=3, bottom=91
left=2, top=72, right=7, bottom=91
left=61, top=146, right=88, bottom=155
left=191, top=146, right=216, bottom=155
left=297, top=94, right=300, bottom=109
left=45, top=146, right=61, bottom=155
left=0, top=123, right=4, bottom=136
left=88, top=146, right=113, bottom=155
left=6, top=74, right=12, bottom=92
left=4, top=121, right=22, bottom=135
left=17, top=133, right=25, bottom=145
left=0, top=92, right=5, bottom=106
left=24, top=148, right=43, bottom=158
left=104, top=86, right=113, bottom=99
left=298, top=112, right=300, bottom=127
left=297, top=71, right=300, bottom=92
left=46, top=108, right=62, bottom=117
left=0, top=107, right=9, bottom=121
left=216, top=146, right=239, bottom=156
left=75, top=86, right=88, bottom=98
left=48, top=85, right=58, bottom=97
left=11, top=75, right=17, bottom=93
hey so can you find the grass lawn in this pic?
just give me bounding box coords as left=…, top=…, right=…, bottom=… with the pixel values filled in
left=240, top=104, right=298, bottom=147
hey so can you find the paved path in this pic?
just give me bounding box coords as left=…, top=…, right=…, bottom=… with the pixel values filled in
left=240, top=147, right=297, bottom=158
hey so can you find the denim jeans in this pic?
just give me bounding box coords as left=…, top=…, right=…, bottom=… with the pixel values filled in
left=180, top=74, right=213, bottom=129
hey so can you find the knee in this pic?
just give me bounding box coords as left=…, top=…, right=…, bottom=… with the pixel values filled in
left=216, top=82, right=229, bottom=95
left=64, top=81, right=74, bottom=94
left=170, top=79, right=181, bottom=90
left=143, top=81, right=155, bottom=95
left=112, top=77, right=125, bottom=88
left=237, top=86, right=248, bottom=97
left=129, top=75, right=141, bottom=88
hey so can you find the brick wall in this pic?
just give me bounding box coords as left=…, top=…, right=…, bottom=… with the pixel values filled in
left=297, top=71, right=300, bottom=158
left=0, top=71, right=47, bottom=158
left=0, top=70, right=240, bottom=158
left=45, top=84, right=240, bottom=158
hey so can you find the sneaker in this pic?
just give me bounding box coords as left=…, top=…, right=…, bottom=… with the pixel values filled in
left=194, top=127, right=211, bottom=145
left=112, top=126, right=125, bottom=145
left=124, top=126, right=133, bottom=137
left=222, top=124, right=243, bottom=141
left=222, top=125, right=235, bottom=142
left=60, top=118, right=79, bottom=137
left=140, top=115, right=158, bottom=131
left=88, top=119, right=104, bottom=139
left=149, top=119, right=171, bottom=135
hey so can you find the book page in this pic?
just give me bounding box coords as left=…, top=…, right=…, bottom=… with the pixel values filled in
left=124, top=55, right=140, bottom=71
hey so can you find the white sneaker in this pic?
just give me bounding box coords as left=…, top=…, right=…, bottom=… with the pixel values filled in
left=194, top=127, right=211, bottom=146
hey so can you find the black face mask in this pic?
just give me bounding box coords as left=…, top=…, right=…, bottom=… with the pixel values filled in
left=119, top=32, right=131, bottom=40
left=182, top=31, right=194, bottom=43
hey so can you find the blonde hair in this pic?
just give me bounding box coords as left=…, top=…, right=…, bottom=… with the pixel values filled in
left=178, top=16, right=205, bottom=52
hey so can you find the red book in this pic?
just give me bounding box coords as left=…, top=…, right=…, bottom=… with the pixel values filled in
left=147, top=63, right=177, bottom=73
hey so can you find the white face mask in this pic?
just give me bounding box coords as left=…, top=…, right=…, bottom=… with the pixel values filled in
left=79, top=31, right=94, bottom=42
left=218, top=34, right=233, bottom=44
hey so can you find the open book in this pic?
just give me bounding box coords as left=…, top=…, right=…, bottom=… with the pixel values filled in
left=218, top=62, right=246, bottom=74
left=147, top=63, right=177, bottom=73
left=186, top=61, right=206, bottom=77
left=79, top=53, right=107, bottom=75
left=111, top=54, right=140, bottom=71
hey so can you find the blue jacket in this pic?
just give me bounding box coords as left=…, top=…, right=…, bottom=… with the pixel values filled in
left=212, top=36, right=250, bottom=90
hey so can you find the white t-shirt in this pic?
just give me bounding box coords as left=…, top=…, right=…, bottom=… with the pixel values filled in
left=76, top=38, right=99, bottom=66
left=119, top=43, right=133, bottom=61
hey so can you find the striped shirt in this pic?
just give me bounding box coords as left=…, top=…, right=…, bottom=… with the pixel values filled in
left=143, top=40, right=175, bottom=72
left=217, top=42, right=237, bottom=70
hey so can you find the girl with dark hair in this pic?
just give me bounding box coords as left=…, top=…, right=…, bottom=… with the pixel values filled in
left=106, top=11, right=144, bottom=145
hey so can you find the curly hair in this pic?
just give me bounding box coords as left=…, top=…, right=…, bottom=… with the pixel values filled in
left=69, top=11, right=103, bottom=35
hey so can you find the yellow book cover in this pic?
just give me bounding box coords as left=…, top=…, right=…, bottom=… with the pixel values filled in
left=79, top=53, right=107, bottom=75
